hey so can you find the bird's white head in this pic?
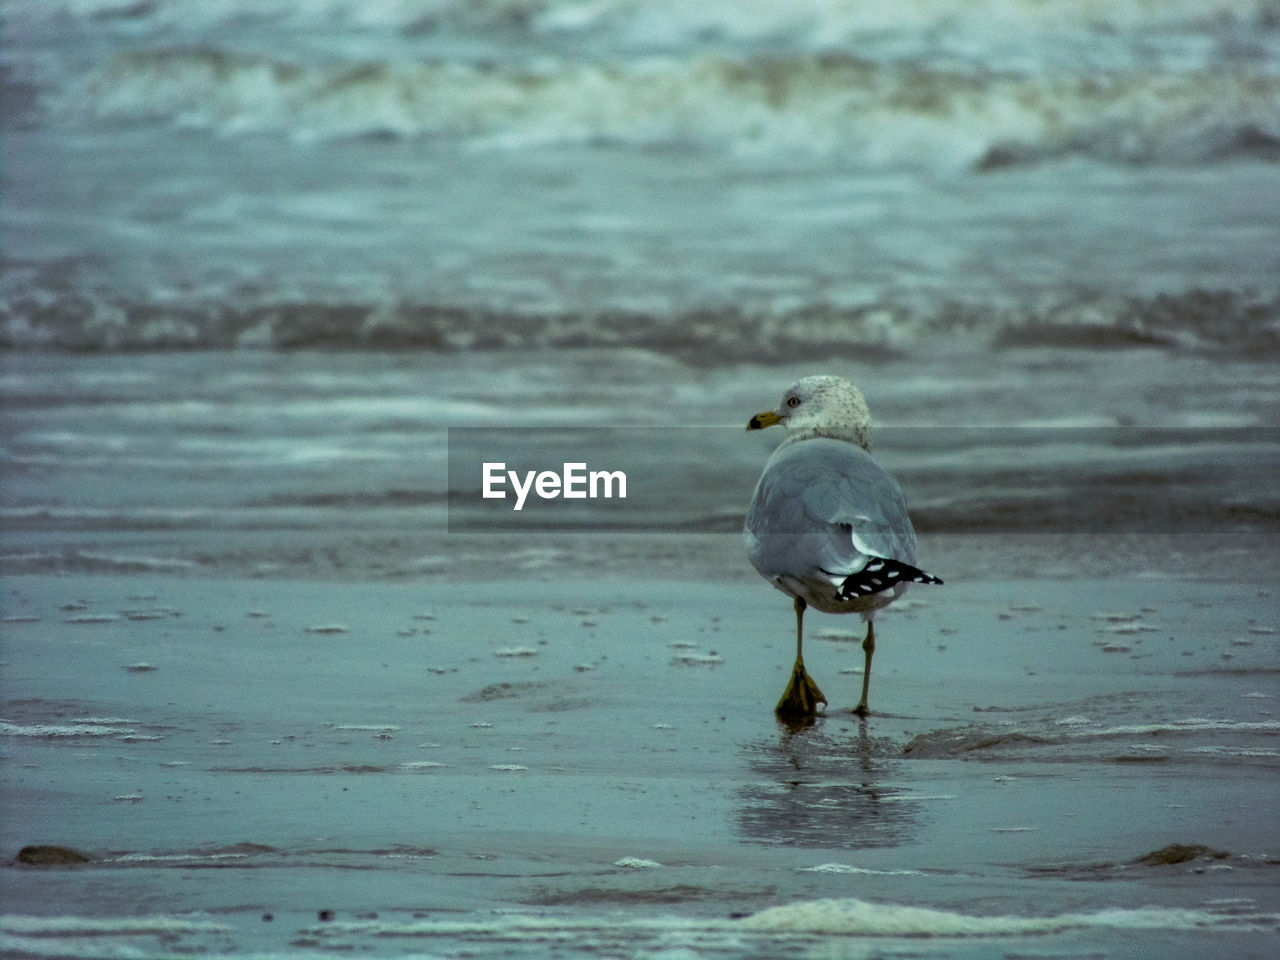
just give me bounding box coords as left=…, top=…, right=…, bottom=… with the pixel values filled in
left=747, top=375, right=872, bottom=450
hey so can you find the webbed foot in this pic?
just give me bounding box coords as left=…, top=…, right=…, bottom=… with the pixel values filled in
left=774, top=659, right=827, bottom=719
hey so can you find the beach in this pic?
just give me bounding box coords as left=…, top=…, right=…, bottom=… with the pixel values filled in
left=3, top=566, right=1278, bottom=958
left=3, top=0, right=1280, bottom=956
left=1, top=354, right=1277, bottom=960
left=1, top=347, right=1277, bottom=958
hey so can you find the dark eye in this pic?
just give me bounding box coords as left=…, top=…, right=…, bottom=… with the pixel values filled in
left=786, top=396, right=801, bottom=408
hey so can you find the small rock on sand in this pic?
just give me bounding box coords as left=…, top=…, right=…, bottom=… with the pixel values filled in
left=15, top=845, right=91, bottom=865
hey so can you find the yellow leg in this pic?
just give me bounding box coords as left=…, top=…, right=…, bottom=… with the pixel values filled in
left=775, top=597, right=827, bottom=719
left=852, top=620, right=875, bottom=716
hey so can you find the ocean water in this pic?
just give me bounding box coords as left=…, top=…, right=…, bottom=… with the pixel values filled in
left=2, top=1, right=1280, bottom=957
left=2, top=0, right=1279, bottom=354
left=2, top=348, right=1277, bottom=583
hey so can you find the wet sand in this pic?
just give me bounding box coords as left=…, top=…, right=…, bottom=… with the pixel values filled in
left=2, top=569, right=1276, bottom=958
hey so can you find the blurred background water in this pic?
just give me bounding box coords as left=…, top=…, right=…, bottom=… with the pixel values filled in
left=1, top=0, right=1278, bottom=569
left=2, top=0, right=1279, bottom=354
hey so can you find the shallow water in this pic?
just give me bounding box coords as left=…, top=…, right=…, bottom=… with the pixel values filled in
left=2, top=349, right=1277, bottom=585
left=2, top=575, right=1278, bottom=958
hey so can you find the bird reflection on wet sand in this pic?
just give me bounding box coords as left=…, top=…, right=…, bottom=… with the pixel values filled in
left=736, top=721, right=923, bottom=849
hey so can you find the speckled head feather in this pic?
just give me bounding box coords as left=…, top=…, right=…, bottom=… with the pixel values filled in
left=770, top=375, right=872, bottom=451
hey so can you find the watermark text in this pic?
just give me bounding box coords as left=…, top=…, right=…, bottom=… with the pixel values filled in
left=482, top=462, right=627, bottom=511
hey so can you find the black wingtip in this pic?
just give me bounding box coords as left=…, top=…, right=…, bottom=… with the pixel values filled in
left=837, top=558, right=943, bottom=600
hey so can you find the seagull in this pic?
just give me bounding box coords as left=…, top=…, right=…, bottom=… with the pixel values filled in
left=744, top=375, right=942, bottom=719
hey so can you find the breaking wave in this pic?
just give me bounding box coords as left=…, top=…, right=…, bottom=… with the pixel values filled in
left=740, top=896, right=1279, bottom=936
left=3, top=284, right=1278, bottom=359
left=74, top=48, right=1280, bottom=169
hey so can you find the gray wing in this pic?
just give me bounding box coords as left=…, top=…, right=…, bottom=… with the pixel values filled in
left=744, top=437, right=918, bottom=582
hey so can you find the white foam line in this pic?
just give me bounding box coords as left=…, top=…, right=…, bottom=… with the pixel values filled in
left=1076, top=720, right=1280, bottom=737
left=293, top=899, right=1279, bottom=941
left=101, top=853, right=250, bottom=863
left=1, top=916, right=231, bottom=935
left=800, top=863, right=924, bottom=876
left=1, top=723, right=136, bottom=738
left=737, top=899, right=1278, bottom=937
left=73, top=717, right=139, bottom=725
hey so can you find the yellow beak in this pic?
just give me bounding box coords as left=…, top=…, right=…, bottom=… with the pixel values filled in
left=747, top=410, right=782, bottom=430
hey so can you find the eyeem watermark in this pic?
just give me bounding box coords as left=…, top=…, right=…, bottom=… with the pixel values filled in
left=482, top=462, right=627, bottom=511
left=446, top=426, right=1277, bottom=534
